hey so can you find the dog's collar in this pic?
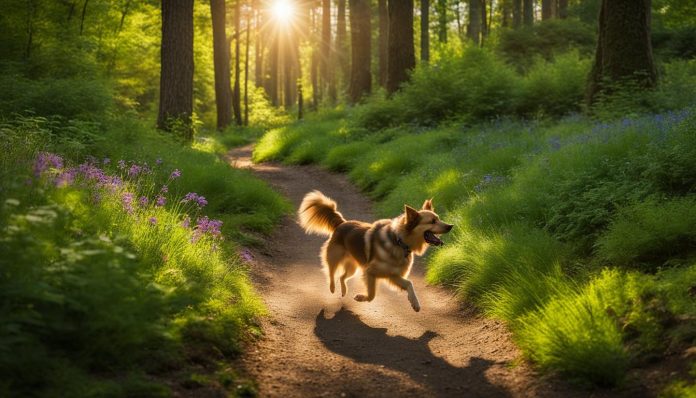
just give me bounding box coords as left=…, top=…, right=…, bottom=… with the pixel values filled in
left=396, top=237, right=411, bottom=258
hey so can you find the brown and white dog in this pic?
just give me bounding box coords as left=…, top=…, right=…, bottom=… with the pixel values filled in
left=298, top=191, right=453, bottom=312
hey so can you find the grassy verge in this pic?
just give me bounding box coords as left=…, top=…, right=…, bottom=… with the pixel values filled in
left=0, top=114, right=289, bottom=397
left=248, top=106, right=696, bottom=388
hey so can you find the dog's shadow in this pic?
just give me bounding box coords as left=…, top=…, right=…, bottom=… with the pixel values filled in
left=314, top=308, right=511, bottom=397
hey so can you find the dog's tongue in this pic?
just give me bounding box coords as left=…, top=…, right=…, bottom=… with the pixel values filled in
left=424, top=231, right=443, bottom=246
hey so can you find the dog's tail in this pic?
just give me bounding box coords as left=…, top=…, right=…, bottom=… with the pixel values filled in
left=298, top=190, right=346, bottom=236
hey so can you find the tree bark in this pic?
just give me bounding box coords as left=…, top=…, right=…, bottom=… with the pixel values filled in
left=512, top=0, right=521, bottom=28
left=467, top=0, right=480, bottom=45
left=541, top=0, right=555, bottom=20
left=157, top=0, right=194, bottom=139
left=79, top=0, right=89, bottom=35
left=210, top=0, right=233, bottom=130
left=386, top=0, right=415, bottom=95
left=336, top=0, right=349, bottom=90
left=586, top=0, right=656, bottom=106
left=348, top=0, right=371, bottom=103
left=480, top=0, right=488, bottom=39
left=233, top=0, right=243, bottom=124
left=378, top=0, right=388, bottom=87
left=254, top=2, right=265, bottom=87
left=420, top=0, right=430, bottom=63
left=268, top=31, right=279, bottom=106
left=244, top=0, right=251, bottom=125
left=436, top=0, right=447, bottom=43
left=321, top=0, right=335, bottom=102
left=557, top=0, right=568, bottom=18
left=523, top=0, right=534, bottom=26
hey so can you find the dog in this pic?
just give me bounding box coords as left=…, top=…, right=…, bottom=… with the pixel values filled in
left=298, top=191, right=453, bottom=312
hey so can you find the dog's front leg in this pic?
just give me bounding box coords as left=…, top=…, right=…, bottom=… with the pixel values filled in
left=389, top=276, right=421, bottom=312
left=354, top=273, right=376, bottom=302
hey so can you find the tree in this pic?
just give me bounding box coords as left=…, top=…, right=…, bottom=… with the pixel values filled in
left=157, top=0, right=194, bottom=139
left=348, top=0, right=371, bottom=103
left=541, top=0, right=555, bottom=20
left=232, top=0, right=242, bottom=124
left=386, top=0, right=415, bottom=95
left=210, top=0, right=233, bottom=130
left=586, top=0, right=657, bottom=106
left=523, top=0, right=534, bottom=26
left=467, top=0, right=481, bottom=45
left=378, top=0, right=388, bottom=87
left=244, top=0, right=251, bottom=125
left=336, top=0, right=349, bottom=90
left=321, top=0, right=335, bottom=101
left=512, top=0, right=522, bottom=28
left=558, top=0, right=568, bottom=19
left=436, top=0, right=447, bottom=42
left=421, top=0, right=430, bottom=63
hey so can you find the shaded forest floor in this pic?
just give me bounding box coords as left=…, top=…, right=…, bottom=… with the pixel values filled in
left=223, top=144, right=668, bottom=398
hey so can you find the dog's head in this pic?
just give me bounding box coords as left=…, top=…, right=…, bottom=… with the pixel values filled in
left=402, top=199, right=453, bottom=248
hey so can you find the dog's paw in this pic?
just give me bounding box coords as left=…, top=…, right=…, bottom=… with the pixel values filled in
left=411, top=301, right=421, bottom=312
left=354, top=294, right=367, bottom=302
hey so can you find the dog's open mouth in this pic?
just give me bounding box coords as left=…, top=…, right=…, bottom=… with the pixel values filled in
left=424, top=230, right=443, bottom=246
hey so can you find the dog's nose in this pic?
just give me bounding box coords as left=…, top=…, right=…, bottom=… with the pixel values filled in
left=446, top=224, right=454, bottom=232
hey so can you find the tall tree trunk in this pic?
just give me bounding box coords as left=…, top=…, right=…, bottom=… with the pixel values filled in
left=467, top=0, right=480, bottom=45
left=321, top=0, right=335, bottom=102
left=158, top=0, right=194, bottom=139
left=386, top=0, right=415, bottom=95
left=268, top=32, right=279, bottom=106
left=523, top=0, right=534, bottom=26
left=378, top=0, right=388, bottom=87
left=254, top=2, right=264, bottom=87
left=210, top=0, right=233, bottom=130
left=480, top=0, right=488, bottom=39
left=336, top=0, right=349, bottom=91
left=541, top=0, right=555, bottom=20
left=244, top=0, right=251, bottom=126
left=348, top=0, right=371, bottom=103
left=586, top=0, right=656, bottom=106
left=421, top=0, right=430, bottom=63
left=557, top=0, right=568, bottom=18
left=310, top=6, right=319, bottom=107
left=512, top=0, right=522, bottom=28
left=436, top=0, right=447, bottom=43
left=233, top=0, right=242, bottom=124
left=79, top=0, right=89, bottom=35
left=455, top=1, right=462, bottom=37
left=501, top=0, right=511, bottom=27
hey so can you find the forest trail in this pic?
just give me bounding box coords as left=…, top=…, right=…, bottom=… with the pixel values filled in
left=226, top=145, right=604, bottom=398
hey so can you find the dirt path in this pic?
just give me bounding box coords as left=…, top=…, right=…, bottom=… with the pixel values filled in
left=226, top=145, right=615, bottom=398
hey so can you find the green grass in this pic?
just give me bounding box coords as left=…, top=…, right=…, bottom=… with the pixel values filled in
left=0, top=114, right=289, bottom=396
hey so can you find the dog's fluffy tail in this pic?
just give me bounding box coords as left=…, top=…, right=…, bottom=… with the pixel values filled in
left=298, top=190, right=346, bottom=236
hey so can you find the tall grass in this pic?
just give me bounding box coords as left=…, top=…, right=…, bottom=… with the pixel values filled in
left=0, top=114, right=289, bottom=396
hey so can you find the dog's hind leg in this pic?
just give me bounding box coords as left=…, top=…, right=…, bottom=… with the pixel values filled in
left=339, top=261, right=357, bottom=297
left=322, top=242, right=344, bottom=294
left=354, top=273, right=376, bottom=302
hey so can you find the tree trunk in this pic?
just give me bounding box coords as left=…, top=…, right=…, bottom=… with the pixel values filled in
left=436, top=0, right=447, bottom=43
left=523, top=0, right=534, bottom=26
left=557, top=0, right=568, bottom=18
left=467, top=0, right=480, bottom=45
left=480, top=0, right=488, bottom=39
left=210, top=0, right=233, bottom=130
left=378, top=0, right=388, bottom=87
left=79, top=0, right=89, bottom=35
left=420, top=0, right=430, bottom=63
left=386, top=0, right=415, bottom=95
left=348, top=0, right=371, bottom=103
left=321, top=0, right=335, bottom=102
left=254, top=2, right=265, bottom=87
left=541, top=0, right=555, bottom=20
left=268, top=32, right=279, bottom=106
left=336, top=0, right=349, bottom=91
left=512, top=0, right=521, bottom=28
left=501, top=0, right=511, bottom=27
left=233, top=0, right=242, bottom=124
left=586, top=0, right=656, bottom=106
left=157, top=0, right=194, bottom=139
left=244, top=0, right=251, bottom=126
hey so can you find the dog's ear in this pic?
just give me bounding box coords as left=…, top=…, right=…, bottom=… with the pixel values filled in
left=422, top=198, right=434, bottom=211
left=404, top=205, right=420, bottom=230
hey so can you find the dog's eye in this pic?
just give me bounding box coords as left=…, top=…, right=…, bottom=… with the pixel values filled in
left=432, top=219, right=437, bottom=224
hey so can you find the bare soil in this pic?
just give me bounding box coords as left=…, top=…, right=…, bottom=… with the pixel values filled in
left=226, top=145, right=656, bottom=398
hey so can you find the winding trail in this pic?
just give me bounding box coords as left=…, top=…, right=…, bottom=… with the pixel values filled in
left=226, top=145, right=616, bottom=398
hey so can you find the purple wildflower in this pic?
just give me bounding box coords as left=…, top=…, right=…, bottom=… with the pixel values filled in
left=118, top=160, right=127, bottom=169
left=55, top=168, right=76, bottom=187
left=139, top=196, right=149, bottom=206
left=181, top=216, right=191, bottom=228
left=160, top=185, right=169, bottom=193
left=128, top=164, right=142, bottom=177
left=240, top=249, right=254, bottom=263
left=149, top=216, right=157, bottom=225
left=170, top=169, right=182, bottom=179
left=33, top=152, right=64, bottom=177
left=190, top=216, right=223, bottom=242
left=156, top=158, right=163, bottom=165
left=155, top=195, right=166, bottom=207
left=103, top=158, right=111, bottom=165
left=121, top=192, right=135, bottom=214
left=196, top=196, right=208, bottom=207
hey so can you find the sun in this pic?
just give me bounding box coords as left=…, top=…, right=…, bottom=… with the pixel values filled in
left=270, top=0, right=295, bottom=25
